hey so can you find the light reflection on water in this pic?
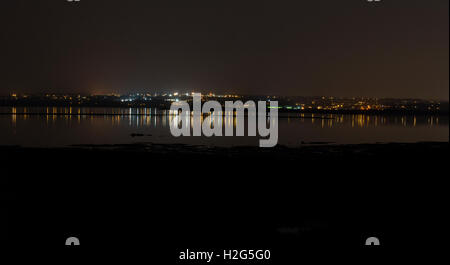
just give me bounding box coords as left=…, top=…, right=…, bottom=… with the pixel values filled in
left=1, top=106, right=448, bottom=147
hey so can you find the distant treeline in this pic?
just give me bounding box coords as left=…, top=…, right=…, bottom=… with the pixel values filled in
left=0, top=95, right=448, bottom=115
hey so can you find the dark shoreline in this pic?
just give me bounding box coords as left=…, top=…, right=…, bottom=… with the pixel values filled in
left=1, top=141, right=447, bottom=160
left=2, top=140, right=448, bottom=253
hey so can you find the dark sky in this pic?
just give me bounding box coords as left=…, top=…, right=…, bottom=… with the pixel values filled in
left=0, top=0, right=448, bottom=99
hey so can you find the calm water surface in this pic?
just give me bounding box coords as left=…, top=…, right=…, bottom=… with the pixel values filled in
left=0, top=107, right=448, bottom=147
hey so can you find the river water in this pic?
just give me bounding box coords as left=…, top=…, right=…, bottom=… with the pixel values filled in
left=0, top=107, right=447, bottom=147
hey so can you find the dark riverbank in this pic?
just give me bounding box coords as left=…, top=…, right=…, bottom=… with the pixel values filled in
left=2, top=142, right=447, bottom=258
left=1, top=141, right=447, bottom=160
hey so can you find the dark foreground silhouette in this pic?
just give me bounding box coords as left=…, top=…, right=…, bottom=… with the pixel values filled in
left=1, top=142, right=447, bottom=261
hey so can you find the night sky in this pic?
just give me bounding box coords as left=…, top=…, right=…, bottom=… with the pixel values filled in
left=0, top=0, right=448, bottom=99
